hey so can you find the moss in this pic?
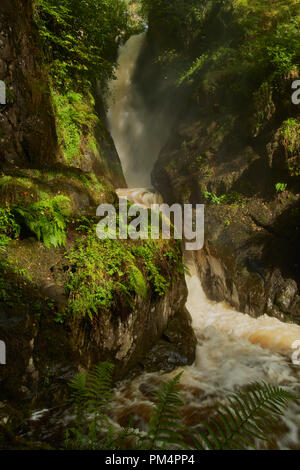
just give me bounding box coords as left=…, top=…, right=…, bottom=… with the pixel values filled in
left=52, top=89, right=98, bottom=166
left=88, top=136, right=99, bottom=155
left=281, top=119, right=300, bottom=154
left=60, top=217, right=185, bottom=322
left=204, top=190, right=246, bottom=207
left=0, top=167, right=115, bottom=219
left=0, top=175, right=40, bottom=205
left=281, top=118, right=300, bottom=176
left=1, top=205, right=184, bottom=326
left=252, top=82, right=275, bottom=136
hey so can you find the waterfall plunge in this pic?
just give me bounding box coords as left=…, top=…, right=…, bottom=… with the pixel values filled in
left=107, top=33, right=176, bottom=189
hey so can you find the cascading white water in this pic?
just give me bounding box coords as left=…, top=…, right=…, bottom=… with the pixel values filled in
left=107, top=35, right=300, bottom=449
left=107, top=34, right=147, bottom=187
left=107, top=33, right=176, bottom=188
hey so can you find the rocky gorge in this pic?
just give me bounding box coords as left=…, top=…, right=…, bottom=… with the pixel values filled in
left=0, top=0, right=300, bottom=451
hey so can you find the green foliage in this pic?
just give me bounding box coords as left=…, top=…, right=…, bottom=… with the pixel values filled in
left=204, top=191, right=225, bottom=205
left=204, top=190, right=245, bottom=206
left=177, top=54, right=208, bottom=86
left=14, top=195, right=71, bottom=248
left=279, top=118, right=300, bottom=176
left=69, top=362, right=114, bottom=410
left=143, top=373, right=185, bottom=450
left=146, top=0, right=300, bottom=105
left=281, top=118, right=300, bottom=175
left=0, top=206, right=20, bottom=250
left=66, top=363, right=185, bottom=450
left=132, top=242, right=170, bottom=296
left=128, top=264, right=148, bottom=299
left=64, top=222, right=180, bottom=321
left=281, top=119, right=300, bottom=154
left=191, top=382, right=295, bottom=450
left=65, top=362, right=117, bottom=450
left=140, top=0, right=209, bottom=47
left=65, top=231, right=123, bottom=320
left=275, top=182, right=287, bottom=194
left=65, top=362, right=297, bottom=450
left=52, top=90, right=98, bottom=164
left=0, top=174, right=40, bottom=205
left=34, top=0, right=132, bottom=91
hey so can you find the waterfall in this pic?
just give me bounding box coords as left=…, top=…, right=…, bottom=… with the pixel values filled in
left=107, top=33, right=175, bottom=188
left=107, top=35, right=300, bottom=449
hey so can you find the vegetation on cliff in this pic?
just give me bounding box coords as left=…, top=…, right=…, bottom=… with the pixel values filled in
left=141, top=0, right=300, bottom=93
left=34, top=0, right=133, bottom=91
left=0, top=3, right=191, bottom=439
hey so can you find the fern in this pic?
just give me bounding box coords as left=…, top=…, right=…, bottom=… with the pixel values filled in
left=14, top=196, right=70, bottom=248
left=190, top=382, right=296, bottom=450
left=66, top=363, right=297, bottom=451
left=66, top=362, right=116, bottom=450
left=142, top=373, right=185, bottom=450
left=128, top=264, right=148, bottom=299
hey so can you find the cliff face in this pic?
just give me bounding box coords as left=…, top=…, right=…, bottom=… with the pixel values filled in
left=0, top=0, right=125, bottom=188
left=0, top=0, right=57, bottom=168
left=153, top=99, right=300, bottom=322
left=0, top=254, right=194, bottom=410
left=140, top=1, right=300, bottom=322
left=0, top=0, right=196, bottom=434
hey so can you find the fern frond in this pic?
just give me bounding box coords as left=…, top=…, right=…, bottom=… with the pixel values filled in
left=14, top=196, right=70, bottom=248
left=191, top=382, right=296, bottom=450
left=66, top=364, right=297, bottom=451
left=69, top=362, right=114, bottom=413
left=144, top=372, right=185, bottom=450
left=84, top=362, right=114, bottom=413
left=68, top=372, right=87, bottom=405
left=66, top=362, right=115, bottom=450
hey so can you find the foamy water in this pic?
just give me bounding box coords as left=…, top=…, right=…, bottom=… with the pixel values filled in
left=107, top=33, right=177, bottom=188
left=186, top=260, right=300, bottom=354
left=116, top=188, right=163, bottom=209
left=110, top=255, right=300, bottom=449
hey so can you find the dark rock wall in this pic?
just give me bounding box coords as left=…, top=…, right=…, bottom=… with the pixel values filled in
left=0, top=0, right=57, bottom=168
left=152, top=99, right=300, bottom=322
left=0, top=269, right=195, bottom=410
left=140, top=5, right=300, bottom=323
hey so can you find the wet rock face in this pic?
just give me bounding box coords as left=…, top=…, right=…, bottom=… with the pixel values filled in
left=0, top=269, right=195, bottom=410
left=93, top=92, right=127, bottom=188
left=0, top=235, right=195, bottom=410
left=152, top=99, right=300, bottom=322
left=140, top=306, right=196, bottom=372
left=0, top=0, right=57, bottom=168
left=191, top=201, right=300, bottom=320
left=145, top=2, right=300, bottom=324
left=0, top=0, right=125, bottom=186
left=70, top=277, right=196, bottom=380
